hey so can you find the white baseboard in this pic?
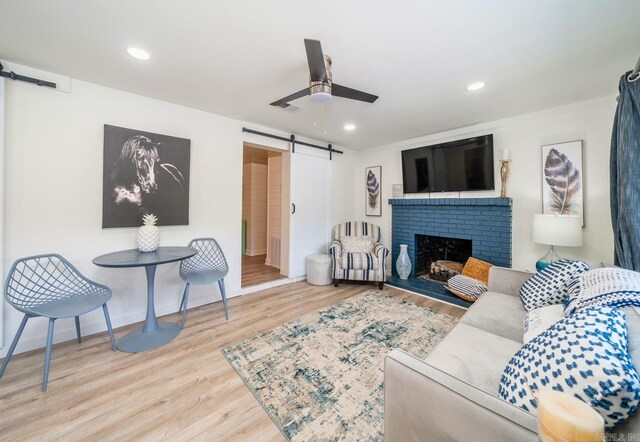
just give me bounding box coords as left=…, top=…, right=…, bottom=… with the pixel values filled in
left=246, top=248, right=267, bottom=256
left=1, top=276, right=310, bottom=357
left=238, top=275, right=305, bottom=295
left=0, top=291, right=241, bottom=357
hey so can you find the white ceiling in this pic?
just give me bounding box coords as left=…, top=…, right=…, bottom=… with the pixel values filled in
left=0, top=0, right=639, bottom=150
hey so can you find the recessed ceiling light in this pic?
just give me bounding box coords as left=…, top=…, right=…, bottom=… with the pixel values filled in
left=466, top=82, right=486, bottom=91
left=344, top=123, right=356, bottom=132
left=127, top=47, right=151, bottom=61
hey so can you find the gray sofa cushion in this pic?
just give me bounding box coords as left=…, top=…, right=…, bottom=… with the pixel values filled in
left=425, top=323, right=523, bottom=395
left=460, top=292, right=526, bottom=342
left=488, top=267, right=533, bottom=296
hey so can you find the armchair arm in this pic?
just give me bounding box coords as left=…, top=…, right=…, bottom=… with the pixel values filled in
left=385, top=349, right=537, bottom=442
left=329, top=240, right=342, bottom=279
left=373, top=242, right=388, bottom=256
left=329, top=240, right=342, bottom=257
left=374, top=243, right=389, bottom=281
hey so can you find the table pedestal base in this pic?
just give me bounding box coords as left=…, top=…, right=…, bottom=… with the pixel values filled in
left=117, top=322, right=180, bottom=353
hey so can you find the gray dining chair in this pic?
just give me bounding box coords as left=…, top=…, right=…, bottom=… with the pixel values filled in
left=179, top=238, right=229, bottom=328
left=0, top=254, right=117, bottom=391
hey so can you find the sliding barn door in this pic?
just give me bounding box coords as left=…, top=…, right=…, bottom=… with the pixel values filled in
left=288, top=145, right=331, bottom=278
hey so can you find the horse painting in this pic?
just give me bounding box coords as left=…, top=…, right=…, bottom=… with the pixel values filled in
left=102, top=126, right=190, bottom=228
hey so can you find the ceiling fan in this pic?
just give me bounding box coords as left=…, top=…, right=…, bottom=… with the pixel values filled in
left=270, top=39, right=379, bottom=108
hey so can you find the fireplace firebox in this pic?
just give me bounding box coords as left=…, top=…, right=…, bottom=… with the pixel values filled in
left=416, top=235, right=472, bottom=282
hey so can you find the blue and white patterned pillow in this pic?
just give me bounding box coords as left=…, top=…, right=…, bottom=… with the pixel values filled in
left=564, top=268, right=640, bottom=316
left=519, top=259, right=589, bottom=311
left=498, top=306, right=640, bottom=428
left=447, top=274, right=488, bottom=301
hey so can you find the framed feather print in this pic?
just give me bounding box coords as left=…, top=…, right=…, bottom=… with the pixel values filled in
left=541, top=140, right=584, bottom=226
left=365, top=166, right=382, bottom=216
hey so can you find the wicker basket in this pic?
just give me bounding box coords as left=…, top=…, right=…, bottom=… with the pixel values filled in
left=461, top=257, right=494, bottom=286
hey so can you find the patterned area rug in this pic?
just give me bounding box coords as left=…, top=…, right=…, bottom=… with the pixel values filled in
left=222, top=290, right=458, bottom=441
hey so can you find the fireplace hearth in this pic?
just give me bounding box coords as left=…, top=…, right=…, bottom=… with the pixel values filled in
left=416, top=235, right=472, bottom=282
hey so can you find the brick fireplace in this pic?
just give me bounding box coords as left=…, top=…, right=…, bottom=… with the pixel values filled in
left=389, top=198, right=512, bottom=281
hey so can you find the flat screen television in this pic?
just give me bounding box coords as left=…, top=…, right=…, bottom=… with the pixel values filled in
left=401, top=134, right=494, bottom=193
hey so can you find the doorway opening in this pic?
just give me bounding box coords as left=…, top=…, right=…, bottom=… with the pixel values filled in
left=241, top=143, right=288, bottom=287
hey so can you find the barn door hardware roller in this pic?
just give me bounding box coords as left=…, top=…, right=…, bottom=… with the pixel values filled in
left=241, top=127, right=342, bottom=159
left=0, top=62, right=57, bottom=89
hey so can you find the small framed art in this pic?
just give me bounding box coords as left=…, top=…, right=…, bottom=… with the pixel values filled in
left=365, top=166, right=382, bottom=216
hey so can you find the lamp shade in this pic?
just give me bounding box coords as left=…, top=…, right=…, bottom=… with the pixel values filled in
left=532, top=214, right=582, bottom=247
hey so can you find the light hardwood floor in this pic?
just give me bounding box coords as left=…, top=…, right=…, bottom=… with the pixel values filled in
left=241, top=254, right=286, bottom=288
left=0, top=282, right=464, bottom=441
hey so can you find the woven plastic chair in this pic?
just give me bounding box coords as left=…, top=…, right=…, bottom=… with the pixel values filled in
left=0, top=254, right=116, bottom=391
left=179, top=238, right=229, bottom=328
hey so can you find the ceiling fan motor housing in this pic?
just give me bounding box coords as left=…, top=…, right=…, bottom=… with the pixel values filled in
left=309, top=80, right=331, bottom=95
left=309, top=82, right=332, bottom=103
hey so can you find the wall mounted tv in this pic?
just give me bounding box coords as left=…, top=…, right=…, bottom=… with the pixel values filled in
left=401, top=134, right=494, bottom=193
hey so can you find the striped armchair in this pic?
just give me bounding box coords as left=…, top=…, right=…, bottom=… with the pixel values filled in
left=329, top=222, right=390, bottom=289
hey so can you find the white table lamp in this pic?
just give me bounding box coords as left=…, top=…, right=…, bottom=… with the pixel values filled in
left=532, top=214, right=582, bottom=271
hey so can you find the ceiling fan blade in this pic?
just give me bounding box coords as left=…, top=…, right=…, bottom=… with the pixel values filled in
left=332, top=83, right=378, bottom=103
left=270, top=87, right=310, bottom=107
left=304, top=39, right=327, bottom=82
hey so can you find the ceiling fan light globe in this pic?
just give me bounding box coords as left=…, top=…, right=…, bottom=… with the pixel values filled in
left=310, top=91, right=332, bottom=103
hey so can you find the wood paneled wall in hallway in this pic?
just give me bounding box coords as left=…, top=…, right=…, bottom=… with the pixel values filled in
left=242, top=162, right=268, bottom=256
left=266, top=155, right=282, bottom=268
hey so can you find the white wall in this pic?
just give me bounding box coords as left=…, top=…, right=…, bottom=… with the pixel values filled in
left=1, top=78, right=241, bottom=357
left=1, top=68, right=355, bottom=357
left=331, top=146, right=357, bottom=227
left=355, top=96, right=617, bottom=271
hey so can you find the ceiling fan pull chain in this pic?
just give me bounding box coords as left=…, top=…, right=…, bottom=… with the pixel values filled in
left=324, top=102, right=328, bottom=136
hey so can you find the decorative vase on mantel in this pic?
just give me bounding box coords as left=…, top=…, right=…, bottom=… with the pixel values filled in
left=136, top=214, right=160, bottom=252
left=396, top=244, right=412, bottom=280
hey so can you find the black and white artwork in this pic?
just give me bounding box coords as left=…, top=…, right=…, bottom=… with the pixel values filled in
left=102, top=124, right=190, bottom=228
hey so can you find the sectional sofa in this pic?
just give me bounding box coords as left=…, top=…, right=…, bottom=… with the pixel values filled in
left=384, top=267, right=640, bottom=441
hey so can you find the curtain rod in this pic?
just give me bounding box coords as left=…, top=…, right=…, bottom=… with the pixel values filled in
left=0, top=62, right=57, bottom=88
left=242, top=127, right=343, bottom=157
left=629, top=56, right=640, bottom=82
left=616, top=56, right=640, bottom=101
